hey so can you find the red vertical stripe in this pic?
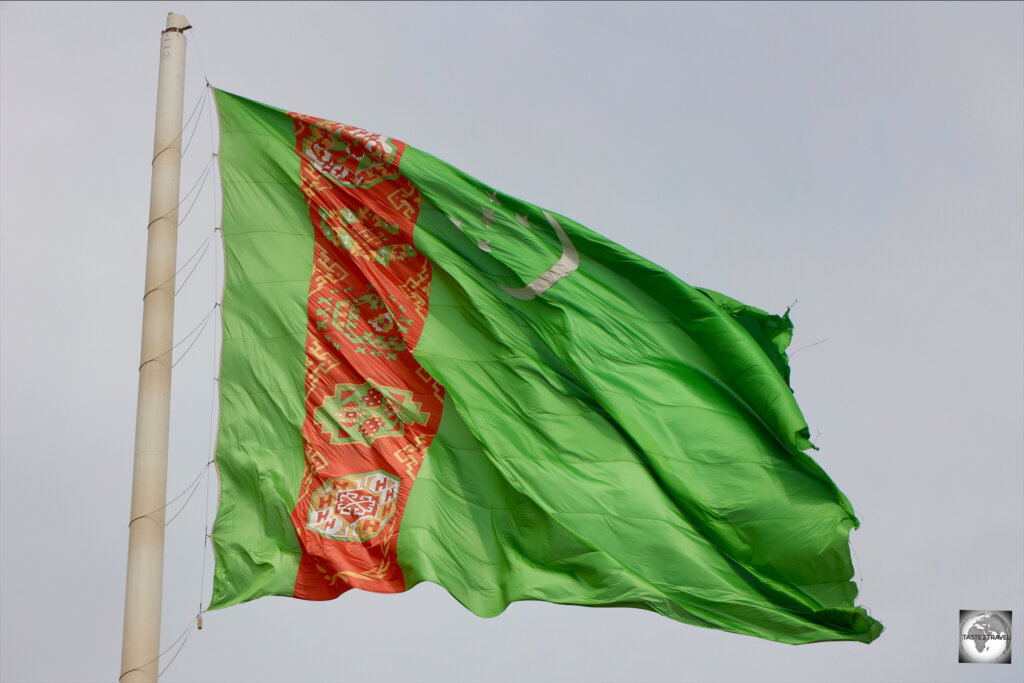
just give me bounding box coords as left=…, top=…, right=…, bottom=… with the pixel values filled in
left=287, top=113, right=443, bottom=599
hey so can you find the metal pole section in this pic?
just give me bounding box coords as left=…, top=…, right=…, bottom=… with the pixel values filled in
left=121, top=13, right=190, bottom=683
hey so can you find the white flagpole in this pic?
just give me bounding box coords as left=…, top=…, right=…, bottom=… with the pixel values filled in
left=121, top=12, right=190, bottom=683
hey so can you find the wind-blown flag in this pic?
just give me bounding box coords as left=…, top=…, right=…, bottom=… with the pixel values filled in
left=209, top=88, right=882, bottom=645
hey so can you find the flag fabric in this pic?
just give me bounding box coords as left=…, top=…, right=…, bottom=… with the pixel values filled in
left=209, top=88, right=882, bottom=645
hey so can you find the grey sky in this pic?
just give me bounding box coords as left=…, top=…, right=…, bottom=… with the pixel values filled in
left=1, top=2, right=1021, bottom=682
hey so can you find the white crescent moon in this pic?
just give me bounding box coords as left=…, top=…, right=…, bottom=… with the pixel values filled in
left=499, top=212, right=579, bottom=300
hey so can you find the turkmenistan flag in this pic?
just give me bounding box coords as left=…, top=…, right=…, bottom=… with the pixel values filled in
left=209, top=88, right=882, bottom=645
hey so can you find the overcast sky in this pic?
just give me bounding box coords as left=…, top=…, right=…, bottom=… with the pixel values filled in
left=1, top=2, right=1022, bottom=682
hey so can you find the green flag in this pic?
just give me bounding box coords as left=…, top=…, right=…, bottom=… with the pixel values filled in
left=209, top=88, right=882, bottom=645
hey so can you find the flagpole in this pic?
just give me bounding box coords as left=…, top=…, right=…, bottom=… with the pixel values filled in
left=121, top=12, right=190, bottom=683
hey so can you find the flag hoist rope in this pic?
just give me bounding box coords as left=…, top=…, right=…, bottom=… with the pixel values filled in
left=121, top=13, right=190, bottom=683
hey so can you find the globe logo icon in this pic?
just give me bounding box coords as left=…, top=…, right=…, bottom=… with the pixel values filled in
left=959, top=611, right=1012, bottom=663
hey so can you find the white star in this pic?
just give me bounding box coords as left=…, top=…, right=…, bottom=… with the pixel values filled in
left=449, top=216, right=464, bottom=231
left=485, top=190, right=500, bottom=204
left=515, top=214, right=529, bottom=228
left=477, top=239, right=492, bottom=252
left=481, top=208, right=496, bottom=226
